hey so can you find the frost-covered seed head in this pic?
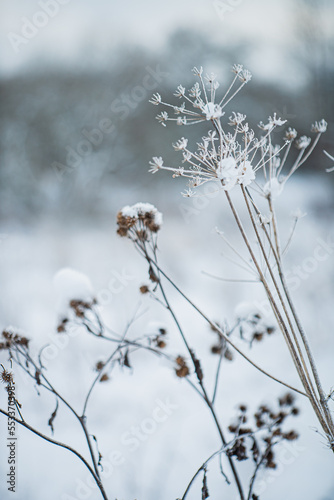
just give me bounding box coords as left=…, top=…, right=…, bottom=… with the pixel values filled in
left=117, top=203, right=163, bottom=238
left=149, top=93, right=161, bottom=105
left=174, top=85, right=186, bottom=98
left=311, top=119, right=327, bottom=133
left=149, top=156, right=164, bottom=174
left=232, top=63, right=244, bottom=75
left=295, top=136, right=311, bottom=150
left=192, top=66, right=203, bottom=76
left=173, top=138, right=188, bottom=151
left=203, top=102, right=224, bottom=120
left=239, top=69, right=252, bottom=83
left=285, top=128, right=297, bottom=141
left=148, top=64, right=324, bottom=198
left=229, top=112, right=247, bottom=126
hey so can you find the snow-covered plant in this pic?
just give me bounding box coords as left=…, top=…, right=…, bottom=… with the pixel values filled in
left=149, top=65, right=326, bottom=201
left=146, top=65, right=334, bottom=455
left=115, top=64, right=334, bottom=496
left=1, top=262, right=297, bottom=500
left=115, top=203, right=303, bottom=500
left=1, top=65, right=333, bottom=500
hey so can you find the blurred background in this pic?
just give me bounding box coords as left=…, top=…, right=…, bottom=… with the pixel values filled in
left=0, top=1, right=334, bottom=499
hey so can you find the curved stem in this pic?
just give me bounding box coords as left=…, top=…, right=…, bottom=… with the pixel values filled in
left=153, top=261, right=245, bottom=500
left=181, top=448, right=225, bottom=500
left=0, top=409, right=109, bottom=500
left=82, top=344, right=122, bottom=417
left=148, top=258, right=307, bottom=397
left=14, top=346, right=102, bottom=479
left=247, top=447, right=270, bottom=500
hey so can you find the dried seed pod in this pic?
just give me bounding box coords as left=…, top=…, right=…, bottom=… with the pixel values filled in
left=0, top=368, right=13, bottom=384
left=175, top=356, right=190, bottom=378
left=95, top=361, right=105, bottom=372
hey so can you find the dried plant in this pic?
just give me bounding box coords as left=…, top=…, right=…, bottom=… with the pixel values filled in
left=1, top=64, right=333, bottom=500
left=146, top=64, right=334, bottom=449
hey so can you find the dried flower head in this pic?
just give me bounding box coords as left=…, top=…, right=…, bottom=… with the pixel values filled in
left=95, top=361, right=105, bottom=372
left=295, top=135, right=311, bottom=150
left=57, top=318, right=69, bottom=333
left=1, top=327, right=30, bottom=350
left=148, top=65, right=327, bottom=199
left=0, top=367, right=13, bottom=384
left=117, top=203, right=163, bottom=239
left=156, top=339, right=166, bottom=349
left=228, top=394, right=300, bottom=471
left=175, top=356, right=190, bottom=378
left=285, top=127, right=297, bottom=140
left=235, top=303, right=276, bottom=346
left=311, top=119, right=327, bottom=133
left=69, top=299, right=94, bottom=318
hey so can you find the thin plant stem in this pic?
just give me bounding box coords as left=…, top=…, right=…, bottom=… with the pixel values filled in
left=240, top=186, right=318, bottom=399
left=224, top=191, right=316, bottom=391
left=13, top=345, right=102, bottom=479
left=0, top=408, right=109, bottom=500
left=82, top=344, right=123, bottom=417
left=237, top=186, right=332, bottom=436
left=247, top=447, right=272, bottom=500
left=247, top=187, right=334, bottom=436
left=212, top=351, right=224, bottom=404
left=265, top=194, right=334, bottom=436
left=156, top=271, right=245, bottom=500
left=148, top=258, right=307, bottom=397
left=181, top=447, right=227, bottom=499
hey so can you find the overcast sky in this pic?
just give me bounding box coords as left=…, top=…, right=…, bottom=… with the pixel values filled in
left=0, top=0, right=333, bottom=82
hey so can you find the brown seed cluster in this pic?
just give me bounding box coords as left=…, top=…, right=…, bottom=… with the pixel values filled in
left=175, top=356, right=190, bottom=378
left=57, top=318, right=69, bottom=333
left=227, top=394, right=299, bottom=468
left=70, top=299, right=95, bottom=317
left=116, top=203, right=163, bottom=239
left=95, top=361, right=105, bottom=372
left=0, top=329, right=30, bottom=351
left=116, top=212, right=137, bottom=237
left=0, top=368, right=13, bottom=384
left=238, top=312, right=275, bottom=345
left=210, top=323, right=234, bottom=361
left=57, top=299, right=97, bottom=332
left=148, top=326, right=167, bottom=349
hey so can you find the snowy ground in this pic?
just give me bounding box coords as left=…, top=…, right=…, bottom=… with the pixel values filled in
left=0, top=175, right=334, bottom=500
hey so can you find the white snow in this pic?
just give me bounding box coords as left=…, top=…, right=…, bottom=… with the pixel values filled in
left=263, top=177, right=284, bottom=199
left=203, top=102, right=224, bottom=120
left=53, top=267, right=94, bottom=313
left=1, top=176, right=334, bottom=500
left=120, top=202, right=163, bottom=227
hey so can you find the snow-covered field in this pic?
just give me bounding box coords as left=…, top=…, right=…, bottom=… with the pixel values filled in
left=0, top=175, right=334, bottom=500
